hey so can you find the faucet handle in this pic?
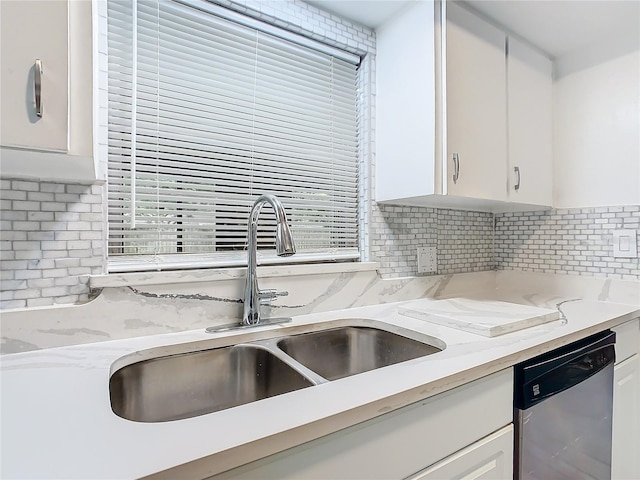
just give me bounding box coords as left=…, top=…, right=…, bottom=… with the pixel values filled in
left=258, top=289, right=289, bottom=304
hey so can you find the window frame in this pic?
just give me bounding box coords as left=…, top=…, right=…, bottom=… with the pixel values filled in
left=98, top=0, right=374, bottom=274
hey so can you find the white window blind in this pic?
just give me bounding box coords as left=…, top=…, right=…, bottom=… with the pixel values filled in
left=107, top=0, right=360, bottom=272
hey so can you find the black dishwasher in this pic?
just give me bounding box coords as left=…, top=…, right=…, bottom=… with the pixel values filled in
left=514, top=330, right=616, bottom=480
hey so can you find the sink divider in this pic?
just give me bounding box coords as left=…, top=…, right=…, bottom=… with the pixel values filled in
left=238, top=338, right=330, bottom=386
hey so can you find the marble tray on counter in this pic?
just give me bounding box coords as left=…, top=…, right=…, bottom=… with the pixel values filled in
left=398, top=297, right=560, bottom=337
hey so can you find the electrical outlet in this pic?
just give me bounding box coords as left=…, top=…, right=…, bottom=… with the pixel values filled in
left=417, top=246, right=437, bottom=273
left=613, top=230, right=638, bottom=258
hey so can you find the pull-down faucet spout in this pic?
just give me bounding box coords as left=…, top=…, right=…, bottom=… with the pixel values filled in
left=243, top=194, right=296, bottom=326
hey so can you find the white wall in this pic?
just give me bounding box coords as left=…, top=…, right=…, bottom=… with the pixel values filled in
left=554, top=38, right=640, bottom=208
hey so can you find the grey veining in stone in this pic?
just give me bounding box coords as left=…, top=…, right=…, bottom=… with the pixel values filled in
left=598, top=279, right=612, bottom=302
left=128, top=286, right=243, bottom=304
left=0, top=337, right=40, bottom=355
left=0, top=270, right=637, bottom=354
left=124, top=318, right=181, bottom=331
left=37, top=328, right=111, bottom=338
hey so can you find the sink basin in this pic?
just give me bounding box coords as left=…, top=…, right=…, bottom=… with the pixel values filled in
left=278, top=326, right=442, bottom=381
left=109, top=319, right=445, bottom=422
left=109, top=345, right=314, bottom=422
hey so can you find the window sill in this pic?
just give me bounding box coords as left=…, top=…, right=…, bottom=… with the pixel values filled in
left=89, top=262, right=380, bottom=289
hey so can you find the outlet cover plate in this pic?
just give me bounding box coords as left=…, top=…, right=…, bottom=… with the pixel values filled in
left=613, top=230, right=638, bottom=258
left=417, top=246, right=437, bottom=273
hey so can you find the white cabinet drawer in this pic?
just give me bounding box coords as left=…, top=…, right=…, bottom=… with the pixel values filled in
left=406, top=424, right=513, bottom=480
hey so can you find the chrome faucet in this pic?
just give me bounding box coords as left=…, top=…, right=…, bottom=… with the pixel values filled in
left=243, top=194, right=296, bottom=326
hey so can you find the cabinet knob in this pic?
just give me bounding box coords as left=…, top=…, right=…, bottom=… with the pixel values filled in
left=514, top=166, right=521, bottom=191
left=34, top=59, right=43, bottom=118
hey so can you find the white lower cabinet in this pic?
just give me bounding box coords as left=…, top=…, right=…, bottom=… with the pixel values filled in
left=211, top=369, right=513, bottom=480
left=406, top=425, right=513, bottom=480
left=612, top=319, right=640, bottom=480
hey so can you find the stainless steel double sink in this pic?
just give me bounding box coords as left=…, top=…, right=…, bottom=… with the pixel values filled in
left=109, top=319, right=444, bottom=422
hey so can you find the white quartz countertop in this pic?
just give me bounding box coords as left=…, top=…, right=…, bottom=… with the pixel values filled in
left=1, top=294, right=638, bottom=479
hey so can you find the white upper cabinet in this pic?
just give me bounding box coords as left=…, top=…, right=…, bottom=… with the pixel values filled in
left=445, top=1, right=507, bottom=203
left=376, top=0, right=553, bottom=212
left=507, top=37, right=553, bottom=207
left=0, top=0, right=98, bottom=183
left=376, top=0, right=437, bottom=204
left=0, top=0, right=69, bottom=151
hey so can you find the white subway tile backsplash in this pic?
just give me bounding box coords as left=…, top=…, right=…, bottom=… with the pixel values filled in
left=0, top=181, right=106, bottom=308
left=370, top=204, right=494, bottom=278
left=11, top=181, right=39, bottom=191
left=27, top=278, right=55, bottom=288
left=26, top=298, right=58, bottom=308
left=495, top=206, right=640, bottom=279
left=13, top=201, right=40, bottom=211
left=41, top=202, right=67, bottom=212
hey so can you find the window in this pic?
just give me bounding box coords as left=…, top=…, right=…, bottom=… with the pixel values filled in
left=107, top=0, right=360, bottom=272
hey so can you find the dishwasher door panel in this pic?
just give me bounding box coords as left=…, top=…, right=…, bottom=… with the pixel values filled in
left=516, top=363, right=614, bottom=480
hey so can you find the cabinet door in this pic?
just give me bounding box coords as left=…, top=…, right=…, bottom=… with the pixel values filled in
left=0, top=0, right=69, bottom=152
left=376, top=0, right=436, bottom=203
left=507, top=38, right=553, bottom=207
left=446, top=2, right=507, bottom=202
left=406, top=425, right=513, bottom=480
left=210, top=370, right=513, bottom=480
left=612, top=354, right=640, bottom=480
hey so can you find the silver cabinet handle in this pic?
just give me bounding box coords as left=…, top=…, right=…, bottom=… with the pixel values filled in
left=514, top=166, right=520, bottom=191
left=34, top=59, right=43, bottom=118
left=452, top=153, right=460, bottom=184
